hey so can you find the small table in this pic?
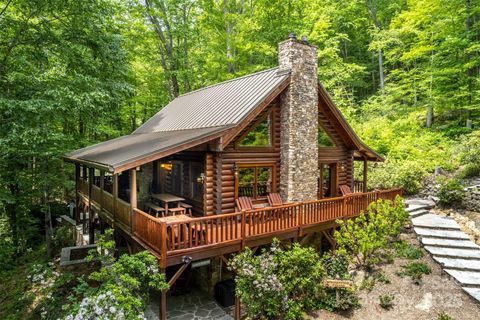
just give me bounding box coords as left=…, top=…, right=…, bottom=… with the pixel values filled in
left=158, top=214, right=193, bottom=223
left=151, top=193, right=185, bottom=212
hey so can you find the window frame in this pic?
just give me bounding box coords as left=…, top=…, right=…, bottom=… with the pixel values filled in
left=234, top=162, right=276, bottom=200
left=234, top=110, right=274, bottom=150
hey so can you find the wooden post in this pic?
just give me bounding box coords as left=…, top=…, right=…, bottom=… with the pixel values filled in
left=241, top=210, right=246, bottom=249
left=235, top=297, right=241, bottom=320
left=363, top=157, right=368, bottom=193
left=75, top=164, right=80, bottom=223
left=130, top=169, right=137, bottom=232
left=113, top=174, right=118, bottom=227
left=88, top=167, right=94, bottom=244
left=99, top=170, right=104, bottom=212
left=159, top=265, right=167, bottom=320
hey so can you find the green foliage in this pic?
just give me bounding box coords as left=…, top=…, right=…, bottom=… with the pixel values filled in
left=458, top=163, right=480, bottom=179
left=397, top=262, right=431, bottom=281
left=65, top=230, right=168, bottom=319
left=52, top=225, right=75, bottom=256
left=437, top=178, right=465, bottom=207
left=393, top=241, right=424, bottom=260
left=229, top=240, right=326, bottom=320
left=335, top=197, right=408, bottom=268
left=438, top=311, right=455, bottom=320
left=379, top=294, right=395, bottom=309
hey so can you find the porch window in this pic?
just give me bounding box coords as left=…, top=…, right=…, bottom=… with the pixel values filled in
left=167, top=162, right=183, bottom=196
left=236, top=164, right=274, bottom=199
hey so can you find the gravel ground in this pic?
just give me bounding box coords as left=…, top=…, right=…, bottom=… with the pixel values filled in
left=309, top=230, right=480, bottom=320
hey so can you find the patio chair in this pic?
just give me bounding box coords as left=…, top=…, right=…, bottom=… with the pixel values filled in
left=339, top=185, right=353, bottom=196
left=267, top=193, right=283, bottom=206
left=236, top=196, right=254, bottom=211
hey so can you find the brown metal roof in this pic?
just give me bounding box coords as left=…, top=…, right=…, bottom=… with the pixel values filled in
left=134, top=67, right=291, bottom=133
left=64, top=126, right=232, bottom=173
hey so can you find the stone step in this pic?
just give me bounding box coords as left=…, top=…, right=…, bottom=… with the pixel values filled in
left=433, top=256, right=480, bottom=272
left=421, top=237, right=480, bottom=249
left=444, top=269, right=480, bottom=287
left=414, top=227, right=471, bottom=240
left=463, top=287, right=480, bottom=302
left=411, top=214, right=460, bottom=230
left=424, top=246, right=480, bottom=260
left=409, top=209, right=430, bottom=218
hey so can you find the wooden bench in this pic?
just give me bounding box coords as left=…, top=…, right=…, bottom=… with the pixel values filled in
left=168, top=207, right=186, bottom=216
left=178, top=202, right=192, bottom=215
left=144, top=201, right=166, bottom=218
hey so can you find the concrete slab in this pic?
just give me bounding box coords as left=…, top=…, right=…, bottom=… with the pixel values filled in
left=412, top=214, right=460, bottom=230
left=414, top=227, right=470, bottom=240
left=421, top=237, right=480, bottom=249
left=424, top=246, right=480, bottom=259
left=463, top=287, right=480, bottom=301
left=433, top=256, right=480, bottom=271
left=444, top=269, right=480, bottom=286
left=409, top=209, right=429, bottom=218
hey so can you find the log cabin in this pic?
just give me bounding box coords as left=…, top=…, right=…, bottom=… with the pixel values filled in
left=63, top=35, right=402, bottom=319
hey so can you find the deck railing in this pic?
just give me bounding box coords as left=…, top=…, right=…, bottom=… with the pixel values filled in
left=131, top=187, right=403, bottom=262
left=353, top=180, right=365, bottom=193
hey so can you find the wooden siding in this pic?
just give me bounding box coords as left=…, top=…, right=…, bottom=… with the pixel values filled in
left=215, top=97, right=282, bottom=213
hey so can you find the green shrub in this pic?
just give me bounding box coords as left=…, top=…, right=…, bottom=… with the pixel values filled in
left=373, top=271, right=390, bottom=284
left=379, top=294, right=395, bottom=309
left=437, top=178, right=465, bottom=207
left=393, top=241, right=424, bottom=260
left=64, top=230, right=168, bottom=319
left=335, top=197, right=408, bottom=268
left=229, top=240, right=325, bottom=320
left=438, top=311, right=455, bottom=320
left=359, top=277, right=376, bottom=292
left=457, top=163, right=480, bottom=179
left=397, top=262, right=431, bottom=280
left=52, top=225, right=75, bottom=255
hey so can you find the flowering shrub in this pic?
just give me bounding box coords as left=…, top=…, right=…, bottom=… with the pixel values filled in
left=229, top=240, right=325, bottom=320
left=334, top=197, right=407, bottom=268
left=64, top=230, right=168, bottom=319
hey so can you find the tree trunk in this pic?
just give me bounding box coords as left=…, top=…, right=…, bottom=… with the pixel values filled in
left=426, top=105, right=433, bottom=128
left=378, top=48, right=385, bottom=94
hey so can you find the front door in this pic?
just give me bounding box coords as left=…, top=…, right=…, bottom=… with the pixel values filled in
left=318, top=162, right=338, bottom=199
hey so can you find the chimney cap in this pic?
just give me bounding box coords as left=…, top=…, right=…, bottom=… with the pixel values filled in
left=288, top=32, right=297, bottom=40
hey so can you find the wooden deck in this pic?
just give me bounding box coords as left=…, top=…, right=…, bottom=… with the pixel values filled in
left=78, top=179, right=402, bottom=267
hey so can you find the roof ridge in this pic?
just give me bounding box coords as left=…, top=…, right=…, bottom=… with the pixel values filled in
left=177, top=66, right=284, bottom=98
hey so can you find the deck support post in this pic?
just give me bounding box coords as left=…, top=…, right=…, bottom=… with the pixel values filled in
left=363, top=157, right=368, bottom=193
left=113, top=174, right=118, bottom=226
left=235, top=297, right=241, bottom=320
left=88, top=167, right=94, bottom=244
left=130, top=169, right=137, bottom=232
left=75, top=164, right=80, bottom=223
left=99, top=170, right=104, bottom=213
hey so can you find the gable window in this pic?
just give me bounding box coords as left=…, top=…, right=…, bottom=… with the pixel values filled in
left=318, top=125, right=336, bottom=147
left=237, top=113, right=272, bottom=147
left=235, top=164, right=275, bottom=199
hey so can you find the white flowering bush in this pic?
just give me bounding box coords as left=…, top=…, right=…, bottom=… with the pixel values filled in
left=229, top=240, right=325, bottom=320
left=64, top=230, right=168, bottom=320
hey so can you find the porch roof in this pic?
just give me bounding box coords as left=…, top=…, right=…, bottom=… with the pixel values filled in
left=63, top=126, right=232, bottom=173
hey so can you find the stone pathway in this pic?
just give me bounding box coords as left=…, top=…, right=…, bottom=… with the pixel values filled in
left=146, top=288, right=233, bottom=320
left=406, top=199, right=480, bottom=303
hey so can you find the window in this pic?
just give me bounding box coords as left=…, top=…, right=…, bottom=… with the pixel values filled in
left=318, top=125, right=335, bottom=147
left=190, top=162, right=204, bottom=201
left=237, top=114, right=272, bottom=147
left=236, top=164, right=275, bottom=199
left=164, top=162, right=183, bottom=196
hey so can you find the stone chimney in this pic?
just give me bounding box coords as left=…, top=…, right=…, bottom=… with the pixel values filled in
left=278, top=34, right=319, bottom=202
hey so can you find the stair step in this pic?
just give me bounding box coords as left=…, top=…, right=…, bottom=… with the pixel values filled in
left=463, top=287, right=480, bottom=301
left=421, top=237, right=480, bottom=249
left=409, top=209, right=430, bottom=218
left=444, top=269, right=480, bottom=286
left=412, top=214, right=460, bottom=230
left=414, top=227, right=470, bottom=240
left=433, top=257, right=480, bottom=272
left=424, top=246, right=480, bottom=259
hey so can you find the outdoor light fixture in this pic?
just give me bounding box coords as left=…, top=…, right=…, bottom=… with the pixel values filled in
left=196, top=173, right=205, bottom=184
left=233, top=164, right=239, bottom=177
left=160, top=162, right=173, bottom=171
